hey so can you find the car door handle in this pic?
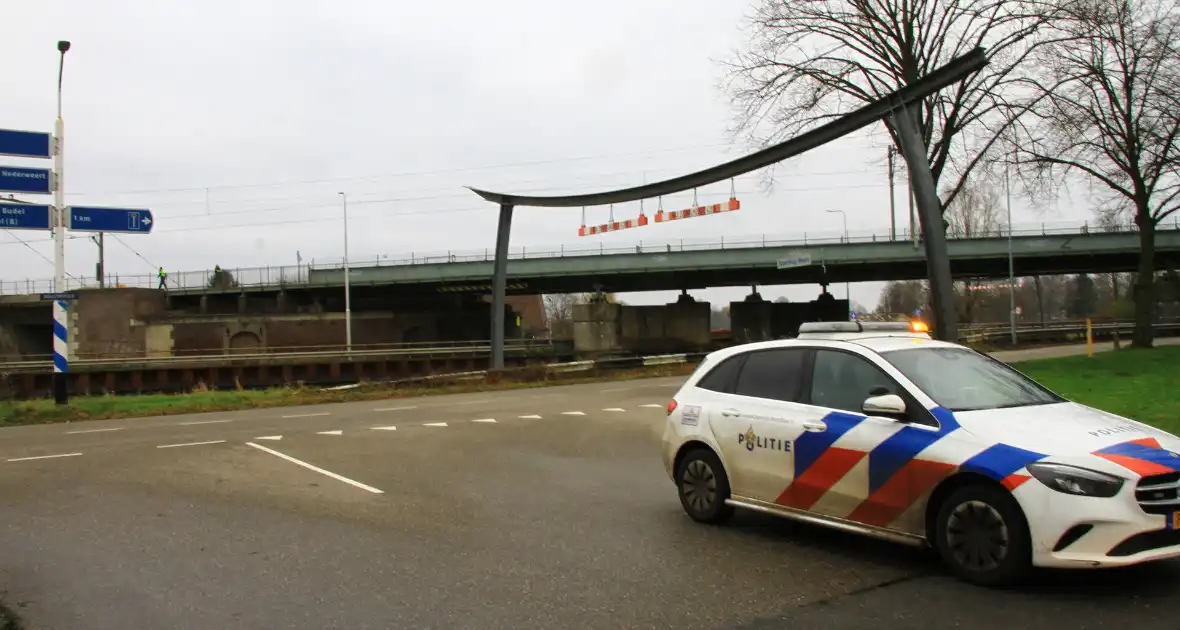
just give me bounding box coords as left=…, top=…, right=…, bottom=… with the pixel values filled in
left=801, top=421, right=827, bottom=433
left=721, top=408, right=742, bottom=418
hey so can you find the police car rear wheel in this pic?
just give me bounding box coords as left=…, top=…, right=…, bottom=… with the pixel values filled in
left=934, top=484, right=1030, bottom=587
left=677, top=449, right=734, bottom=524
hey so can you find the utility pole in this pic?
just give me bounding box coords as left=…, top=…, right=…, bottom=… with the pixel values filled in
left=1006, top=148, right=1017, bottom=346
left=338, top=192, right=352, bottom=352
left=887, top=147, right=897, bottom=241
left=94, top=233, right=105, bottom=287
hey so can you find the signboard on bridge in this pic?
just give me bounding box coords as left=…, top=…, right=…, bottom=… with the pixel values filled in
left=67, top=206, right=154, bottom=233
left=39, top=291, right=77, bottom=301
left=0, top=128, right=53, bottom=159
left=0, top=203, right=52, bottom=230
left=776, top=251, right=812, bottom=270
left=0, top=166, right=53, bottom=195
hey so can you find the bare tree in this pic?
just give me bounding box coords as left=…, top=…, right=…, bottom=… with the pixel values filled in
left=725, top=0, right=1057, bottom=210
left=1021, top=0, right=1180, bottom=346
left=543, top=294, right=579, bottom=339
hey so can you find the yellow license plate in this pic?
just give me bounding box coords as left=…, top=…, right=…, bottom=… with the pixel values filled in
left=1170, top=512, right=1180, bottom=530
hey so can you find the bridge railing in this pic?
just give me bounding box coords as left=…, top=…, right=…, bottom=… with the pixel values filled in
left=0, top=218, right=1168, bottom=295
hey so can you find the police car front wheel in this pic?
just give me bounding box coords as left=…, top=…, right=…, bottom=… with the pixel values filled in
left=676, top=449, right=734, bottom=524
left=933, top=483, right=1031, bottom=587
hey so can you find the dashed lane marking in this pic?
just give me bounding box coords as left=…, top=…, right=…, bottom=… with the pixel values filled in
left=371, top=426, right=398, bottom=431
left=519, top=415, right=542, bottom=419
left=157, top=440, right=227, bottom=449
left=246, top=442, right=384, bottom=494
left=178, top=419, right=233, bottom=426
left=454, top=399, right=493, bottom=406
left=561, top=411, right=586, bottom=416
left=282, top=412, right=330, bottom=419
left=471, top=418, right=497, bottom=423
left=601, top=408, right=626, bottom=412
left=601, top=387, right=637, bottom=393
left=423, top=422, right=449, bottom=427
left=7, top=453, right=83, bottom=462
left=639, top=404, right=664, bottom=409
left=373, top=406, right=417, bottom=412
left=317, top=430, right=344, bottom=436
left=255, top=435, right=283, bottom=441
left=66, top=427, right=123, bottom=435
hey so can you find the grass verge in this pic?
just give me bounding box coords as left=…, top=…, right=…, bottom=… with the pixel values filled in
left=1013, top=346, right=1180, bottom=434
left=0, top=363, right=698, bottom=427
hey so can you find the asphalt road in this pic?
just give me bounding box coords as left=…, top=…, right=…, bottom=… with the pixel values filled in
left=1, top=364, right=1178, bottom=628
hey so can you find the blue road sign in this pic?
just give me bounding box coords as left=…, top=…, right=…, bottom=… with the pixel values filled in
left=0, top=203, right=52, bottom=230
left=0, top=166, right=52, bottom=195
left=850, top=311, right=858, bottom=321
left=40, top=291, right=77, bottom=301
left=0, top=129, right=53, bottom=159
left=67, top=206, right=154, bottom=234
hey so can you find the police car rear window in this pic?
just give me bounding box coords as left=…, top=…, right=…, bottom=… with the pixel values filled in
left=696, top=355, right=744, bottom=393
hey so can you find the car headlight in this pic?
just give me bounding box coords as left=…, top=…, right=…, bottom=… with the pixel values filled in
left=1026, top=463, right=1125, bottom=498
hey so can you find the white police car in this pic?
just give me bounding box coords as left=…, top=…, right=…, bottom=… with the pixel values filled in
left=661, top=321, right=1180, bottom=585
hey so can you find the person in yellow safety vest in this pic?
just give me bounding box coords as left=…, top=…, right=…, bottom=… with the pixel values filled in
left=157, top=267, right=167, bottom=290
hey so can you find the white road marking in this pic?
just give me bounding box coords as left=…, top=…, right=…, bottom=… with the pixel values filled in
left=317, top=430, right=344, bottom=436
left=423, top=422, right=449, bottom=427
left=371, top=426, right=398, bottom=431
left=178, top=419, right=233, bottom=426
left=66, top=427, right=123, bottom=434
left=471, top=418, right=497, bottom=423
left=561, top=411, right=586, bottom=416
left=639, top=404, right=664, bottom=408
left=255, top=435, right=283, bottom=441
left=373, top=405, right=417, bottom=412
left=601, top=387, right=636, bottom=393
left=454, top=399, right=493, bottom=406
left=246, top=442, right=383, bottom=494
left=282, top=412, right=330, bottom=419
left=7, top=453, right=82, bottom=462
left=601, top=408, right=626, bottom=412
left=157, top=440, right=226, bottom=449
left=518, top=414, right=542, bottom=419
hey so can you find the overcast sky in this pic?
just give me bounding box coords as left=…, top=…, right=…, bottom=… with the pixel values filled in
left=2, top=0, right=1100, bottom=311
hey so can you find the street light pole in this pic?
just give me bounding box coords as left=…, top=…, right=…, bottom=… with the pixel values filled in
left=1006, top=150, right=1017, bottom=346
left=52, top=40, right=70, bottom=405
left=827, top=209, right=850, bottom=302
left=339, top=192, right=352, bottom=352
left=887, top=147, right=897, bottom=241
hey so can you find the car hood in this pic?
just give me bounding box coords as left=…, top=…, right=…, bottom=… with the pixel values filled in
left=953, top=402, right=1180, bottom=467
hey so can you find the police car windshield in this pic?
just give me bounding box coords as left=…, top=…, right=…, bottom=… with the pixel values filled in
left=880, top=347, right=1063, bottom=412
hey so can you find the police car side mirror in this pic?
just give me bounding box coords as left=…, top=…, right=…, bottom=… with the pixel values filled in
left=863, top=394, right=906, bottom=417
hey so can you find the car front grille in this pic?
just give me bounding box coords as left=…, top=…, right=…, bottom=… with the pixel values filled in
left=1135, top=471, right=1180, bottom=515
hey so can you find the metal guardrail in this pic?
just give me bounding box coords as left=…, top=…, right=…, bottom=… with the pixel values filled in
left=0, top=339, right=566, bottom=373
left=962, top=321, right=1180, bottom=343
left=4, top=219, right=1174, bottom=295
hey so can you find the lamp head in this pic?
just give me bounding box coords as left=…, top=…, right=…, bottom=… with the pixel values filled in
left=58, top=41, right=71, bottom=53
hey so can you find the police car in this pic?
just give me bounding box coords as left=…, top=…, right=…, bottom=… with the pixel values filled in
left=661, top=321, right=1180, bottom=585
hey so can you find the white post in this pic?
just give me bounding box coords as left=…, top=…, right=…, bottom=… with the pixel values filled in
left=52, top=41, right=70, bottom=405
left=340, top=192, right=352, bottom=352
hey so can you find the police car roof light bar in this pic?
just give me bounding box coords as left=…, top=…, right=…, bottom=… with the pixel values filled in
left=798, top=321, right=913, bottom=334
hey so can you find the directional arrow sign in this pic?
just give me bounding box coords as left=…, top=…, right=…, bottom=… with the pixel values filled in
left=0, top=166, right=52, bottom=195
left=67, top=206, right=154, bottom=234
left=0, top=204, right=52, bottom=230
left=0, top=129, right=53, bottom=159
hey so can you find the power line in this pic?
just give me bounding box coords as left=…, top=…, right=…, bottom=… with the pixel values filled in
left=1, top=230, right=81, bottom=280
left=64, top=142, right=739, bottom=197
left=110, top=234, right=158, bottom=272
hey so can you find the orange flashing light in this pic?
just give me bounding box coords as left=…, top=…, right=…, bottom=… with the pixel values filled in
left=667, top=399, right=678, bottom=415
left=910, top=320, right=930, bottom=333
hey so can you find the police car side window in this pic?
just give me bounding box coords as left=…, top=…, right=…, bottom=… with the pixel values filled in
left=733, top=349, right=806, bottom=403
left=696, top=355, right=745, bottom=393
left=810, top=350, right=896, bottom=414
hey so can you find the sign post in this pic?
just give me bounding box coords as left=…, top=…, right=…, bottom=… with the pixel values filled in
left=0, top=203, right=52, bottom=230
